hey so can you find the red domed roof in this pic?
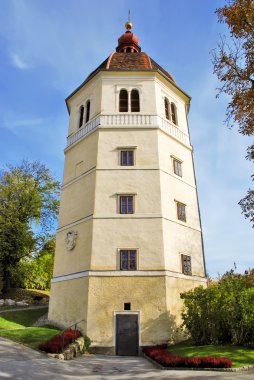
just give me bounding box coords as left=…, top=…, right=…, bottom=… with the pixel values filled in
left=66, top=22, right=181, bottom=105
left=80, top=52, right=175, bottom=85
left=116, top=23, right=141, bottom=53
left=117, top=31, right=140, bottom=48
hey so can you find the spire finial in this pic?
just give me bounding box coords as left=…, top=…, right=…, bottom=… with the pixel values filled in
left=125, top=10, right=132, bottom=30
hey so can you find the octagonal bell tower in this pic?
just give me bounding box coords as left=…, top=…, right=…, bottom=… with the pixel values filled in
left=49, top=21, right=207, bottom=355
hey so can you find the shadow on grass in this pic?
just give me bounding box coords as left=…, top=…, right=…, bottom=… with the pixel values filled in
left=0, top=326, right=60, bottom=350
left=0, top=307, right=48, bottom=329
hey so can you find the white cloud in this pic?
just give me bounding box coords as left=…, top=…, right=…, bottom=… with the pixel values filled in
left=1, top=0, right=122, bottom=91
left=11, top=53, right=30, bottom=70
left=4, top=118, right=44, bottom=130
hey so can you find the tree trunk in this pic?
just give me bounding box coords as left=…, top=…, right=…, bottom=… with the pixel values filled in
left=2, top=267, right=11, bottom=295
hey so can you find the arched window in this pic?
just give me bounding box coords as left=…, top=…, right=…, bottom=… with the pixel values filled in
left=126, top=47, right=131, bottom=53
left=131, top=89, right=140, bottom=112
left=164, top=98, right=170, bottom=120
left=79, top=105, right=84, bottom=128
left=171, top=102, right=177, bottom=125
left=119, top=89, right=128, bottom=112
left=85, top=100, right=90, bottom=123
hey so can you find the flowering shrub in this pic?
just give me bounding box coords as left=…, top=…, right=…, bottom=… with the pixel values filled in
left=142, top=346, right=232, bottom=368
left=39, top=329, right=82, bottom=353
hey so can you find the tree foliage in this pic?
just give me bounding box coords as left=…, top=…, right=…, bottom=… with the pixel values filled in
left=0, top=160, right=60, bottom=293
left=180, top=270, right=254, bottom=346
left=212, top=0, right=254, bottom=226
left=13, top=236, right=55, bottom=290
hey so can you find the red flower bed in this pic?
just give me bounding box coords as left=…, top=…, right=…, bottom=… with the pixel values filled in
left=38, top=330, right=82, bottom=353
left=142, top=346, right=232, bottom=368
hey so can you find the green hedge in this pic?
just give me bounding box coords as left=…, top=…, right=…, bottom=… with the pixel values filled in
left=180, top=271, right=254, bottom=346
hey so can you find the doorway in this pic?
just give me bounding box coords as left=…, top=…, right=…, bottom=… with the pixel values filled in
left=115, top=314, right=139, bottom=356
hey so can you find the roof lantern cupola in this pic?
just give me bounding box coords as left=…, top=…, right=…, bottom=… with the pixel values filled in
left=116, top=20, right=141, bottom=53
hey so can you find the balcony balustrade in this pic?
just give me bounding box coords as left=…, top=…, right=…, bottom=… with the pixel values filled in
left=66, top=114, right=190, bottom=148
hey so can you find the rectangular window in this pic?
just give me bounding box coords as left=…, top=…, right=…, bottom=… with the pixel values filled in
left=120, top=250, right=137, bottom=270
left=177, top=202, right=186, bottom=222
left=121, top=150, right=134, bottom=166
left=120, top=195, right=134, bottom=214
left=181, top=254, right=192, bottom=275
left=173, top=159, right=182, bottom=177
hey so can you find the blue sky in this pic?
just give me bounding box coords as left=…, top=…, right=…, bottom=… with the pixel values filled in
left=0, top=0, right=253, bottom=277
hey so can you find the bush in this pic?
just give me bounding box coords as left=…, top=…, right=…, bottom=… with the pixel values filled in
left=142, top=346, right=232, bottom=368
left=180, top=270, right=254, bottom=346
left=83, top=335, right=92, bottom=352
left=38, top=329, right=81, bottom=353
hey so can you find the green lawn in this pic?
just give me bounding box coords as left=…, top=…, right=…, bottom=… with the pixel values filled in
left=0, top=326, right=60, bottom=350
left=0, top=307, right=60, bottom=350
left=168, top=341, right=254, bottom=368
left=0, top=307, right=48, bottom=329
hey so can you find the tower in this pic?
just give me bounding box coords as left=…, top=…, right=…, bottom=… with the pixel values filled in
left=49, top=21, right=207, bottom=355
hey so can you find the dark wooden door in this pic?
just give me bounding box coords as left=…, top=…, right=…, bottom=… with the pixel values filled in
left=116, top=314, right=139, bottom=356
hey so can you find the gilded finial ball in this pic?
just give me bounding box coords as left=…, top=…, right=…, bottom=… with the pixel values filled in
left=125, top=21, right=132, bottom=30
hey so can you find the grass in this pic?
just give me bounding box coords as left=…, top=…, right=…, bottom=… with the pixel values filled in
left=0, top=307, right=48, bottom=329
left=0, top=307, right=60, bottom=350
left=0, top=326, right=60, bottom=350
left=168, top=341, right=254, bottom=368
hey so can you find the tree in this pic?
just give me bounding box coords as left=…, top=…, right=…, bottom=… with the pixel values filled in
left=212, top=0, right=254, bottom=226
left=12, top=236, right=56, bottom=290
left=0, top=160, right=60, bottom=293
left=180, top=269, right=254, bottom=346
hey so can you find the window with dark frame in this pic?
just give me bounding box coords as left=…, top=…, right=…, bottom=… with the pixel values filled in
left=181, top=254, right=192, bottom=275
left=119, top=89, right=128, bottom=112
left=173, top=159, right=182, bottom=177
left=120, top=250, right=137, bottom=270
left=164, top=98, right=170, bottom=120
left=120, top=195, right=134, bottom=214
left=85, top=100, right=90, bottom=123
left=121, top=150, right=134, bottom=166
left=171, top=102, right=177, bottom=125
left=79, top=105, right=84, bottom=128
left=177, top=202, right=186, bottom=222
left=131, top=89, right=140, bottom=112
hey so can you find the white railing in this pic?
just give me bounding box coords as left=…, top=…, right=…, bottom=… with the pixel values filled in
left=66, top=114, right=190, bottom=148
left=67, top=116, right=100, bottom=147
left=100, top=114, right=155, bottom=127
left=157, top=117, right=189, bottom=145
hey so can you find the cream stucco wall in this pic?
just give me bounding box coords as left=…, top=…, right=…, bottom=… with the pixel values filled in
left=63, top=130, right=98, bottom=185
left=49, top=274, right=206, bottom=347
left=67, top=77, right=102, bottom=136
left=49, top=277, right=89, bottom=331
left=154, top=75, right=189, bottom=135
left=53, top=220, right=93, bottom=277
left=96, top=128, right=159, bottom=169
left=49, top=66, right=207, bottom=351
left=101, top=72, right=157, bottom=115
left=91, top=218, right=165, bottom=270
